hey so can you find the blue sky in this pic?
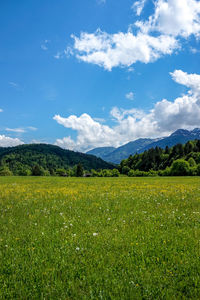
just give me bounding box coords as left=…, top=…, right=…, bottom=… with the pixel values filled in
left=1, top=0, right=200, bottom=151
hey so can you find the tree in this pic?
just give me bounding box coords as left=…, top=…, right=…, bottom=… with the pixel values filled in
left=112, top=169, right=120, bottom=177
left=32, top=164, right=44, bottom=176
left=75, top=163, right=84, bottom=177
left=170, top=159, right=190, bottom=176
left=0, top=166, right=13, bottom=176
left=122, top=166, right=130, bottom=175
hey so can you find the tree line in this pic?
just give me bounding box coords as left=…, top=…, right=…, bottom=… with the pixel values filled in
left=119, top=140, right=200, bottom=176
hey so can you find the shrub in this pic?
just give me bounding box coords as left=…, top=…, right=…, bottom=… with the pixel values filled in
left=170, top=159, right=190, bottom=176
left=112, top=169, right=120, bottom=177
left=0, top=166, right=13, bottom=176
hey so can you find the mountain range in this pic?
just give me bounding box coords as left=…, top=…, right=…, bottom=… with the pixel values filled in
left=86, top=128, right=200, bottom=164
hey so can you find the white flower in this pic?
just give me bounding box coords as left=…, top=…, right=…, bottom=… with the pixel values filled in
left=76, top=247, right=80, bottom=251
left=93, top=233, right=98, bottom=236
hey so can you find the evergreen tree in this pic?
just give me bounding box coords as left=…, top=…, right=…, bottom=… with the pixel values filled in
left=76, top=163, right=84, bottom=177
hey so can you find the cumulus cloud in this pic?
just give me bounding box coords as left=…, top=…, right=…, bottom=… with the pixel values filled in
left=54, top=113, right=119, bottom=152
left=170, top=70, right=200, bottom=94
left=126, top=92, right=134, bottom=100
left=69, top=0, right=200, bottom=70
left=0, top=135, right=24, bottom=147
left=54, top=70, right=200, bottom=152
left=136, top=0, right=200, bottom=38
left=73, top=30, right=178, bottom=70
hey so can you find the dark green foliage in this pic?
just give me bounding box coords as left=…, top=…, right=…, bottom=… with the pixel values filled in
left=56, top=168, right=67, bottom=176
left=0, top=144, right=114, bottom=176
left=120, top=140, right=200, bottom=176
left=75, top=163, right=84, bottom=177
left=32, top=164, right=45, bottom=176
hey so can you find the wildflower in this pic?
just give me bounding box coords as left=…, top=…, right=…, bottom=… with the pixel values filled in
left=93, top=233, right=98, bottom=236
left=76, top=247, right=80, bottom=251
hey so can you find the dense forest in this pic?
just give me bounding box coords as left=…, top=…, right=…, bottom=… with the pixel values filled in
left=119, top=140, right=200, bottom=176
left=0, top=144, right=114, bottom=176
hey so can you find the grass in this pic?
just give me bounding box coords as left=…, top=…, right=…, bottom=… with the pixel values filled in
left=0, top=176, right=200, bottom=299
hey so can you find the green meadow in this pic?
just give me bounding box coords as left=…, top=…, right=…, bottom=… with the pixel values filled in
left=0, top=177, right=200, bottom=299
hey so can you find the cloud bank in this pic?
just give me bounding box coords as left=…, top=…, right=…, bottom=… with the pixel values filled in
left=54, top=70, right=200, bottom=152
left=0, top=135, right=24, bottom=147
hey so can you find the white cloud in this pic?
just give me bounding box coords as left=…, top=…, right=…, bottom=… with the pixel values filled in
left=27, top=126, right=38, bottom=131
left=54, top=113, right=119, bottom=152
left=0, top=135, right=24, bottom=147
left=5, top=126, right=37, bottom=133
left=54, top=70, right=200, bottom=152
left=190, top=47, right=200, bottom=54
left=69, top=0, right=200, bottom=70
left=137, top=0, right=200, bottom=38
left=126, top=92, right=134, bottom=100
left=0, top=108, right=3, bottom=112
left=170, top=69, right=200, bottom=94
left=73, top=30, right=178, bottom=70
left=132, top=0, right=147, bottom=16
left=6, top=128, right=26, bottom=133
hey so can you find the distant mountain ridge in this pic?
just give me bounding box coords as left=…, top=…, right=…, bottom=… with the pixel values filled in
left=86, top=128, right=200, bottom=164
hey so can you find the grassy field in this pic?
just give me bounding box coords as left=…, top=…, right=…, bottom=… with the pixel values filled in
left=0, top=176, right=200, bottom=299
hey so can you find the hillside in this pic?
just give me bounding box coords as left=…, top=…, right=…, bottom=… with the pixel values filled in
left=120, top=139, right=200, bottom=176
left=0, top=144, right=114, bottom=175
left=87, top=128, right=200, bottom=163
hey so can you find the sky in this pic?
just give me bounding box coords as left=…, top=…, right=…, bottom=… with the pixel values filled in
left=1, top=0, right=200, bottom=152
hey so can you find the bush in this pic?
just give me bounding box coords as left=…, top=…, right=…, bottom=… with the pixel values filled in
left=170, top=159, right=190, bottom=176
left=158, top=167, right=171, bottom=176
left=128, top=169, right=149, bottom=177
left=56, top=169, right=67, bottom=176
left=112, top=169, right=120, bottom=177
left=188, top=157, right=196, bottom=167
left=122, top=166, right=130, bottom=175
left=197, top=164, right=200, bottom=176
left=0, top=166, right=13, bottom=176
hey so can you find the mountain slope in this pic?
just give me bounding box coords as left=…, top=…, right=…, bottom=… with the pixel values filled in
left=87, top=139, right=158, bottom=164
left=138, top=128, right=200, bottom=154
left=87, top=147, right=116, bottom=158
left=102, top=139, right=157, bottom=164
left=0, top=144, right=114, bottom=174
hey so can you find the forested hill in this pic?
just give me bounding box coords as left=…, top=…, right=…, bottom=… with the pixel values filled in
left=0, top=144, right=114, bottom=175
left=119, top=140, right=200, bottom=176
